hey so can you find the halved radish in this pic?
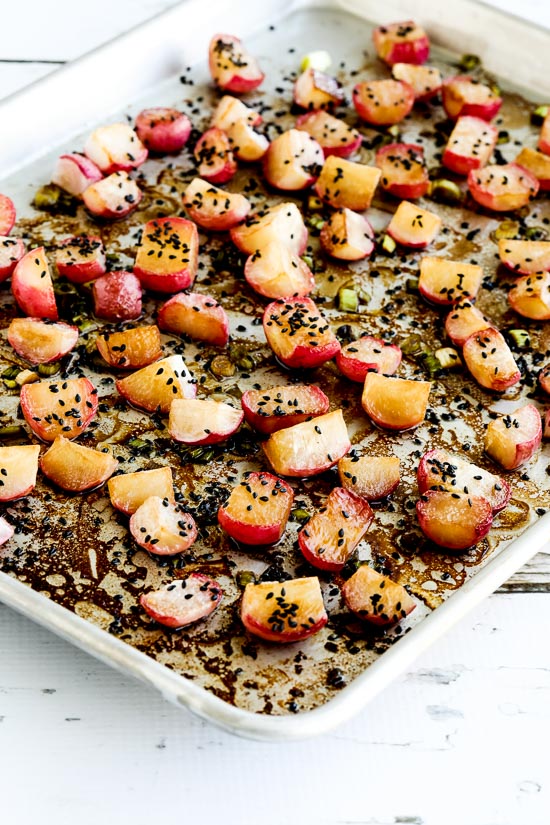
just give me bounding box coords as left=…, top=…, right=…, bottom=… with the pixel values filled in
left=241, top=383, right=329, bottom=434
left=0, top=194, right=16, bottom=235
left=0, top=518, right=14, bottom=546
left=539, top=364, right=550, bottom=395
left=263, top=297, right=340, bottom=369
left=108, top=466, right=174, bottom=515
left=419, top=257, right=483, bottom=306
left=208, top=33, right=264, bottom=93
left=515, top=147, right=550, bottom=191
left=442, top=116, right=498, bottom=176
left=194, top=127, right=236, bottom=185
left=92, top=271, right=142, bottom=322
left=169, top=398, right=243, bottom=445
left=336, top=336, right=401, bottom=382
left=135, top=107, right=191, bottom=155
left=498, top=239, right=550, bottom=275
left=417, top=490, right=493, bottom=549
left=319, top=209, right=374, bottom=261
left=218, top=471, right=294, bottom=545
left=0, top=236, right=24, bottom=281
left=0, top=445, right=40, bottom=502
left=373, top=21, right=430, bottom=66
left=417, top=447, right=511, bottom=513
left=51, top=153, right=103, bottom=198
left=298, top=487, right=373, bottom=571
left=468, top=163, right=539, bottom=212
left=83, top=171, right=142, bottom=220
left=376, top=143, right=429, bottom=199
left=539, top=112, right=550, bottom=155
left=263, top=409, right=350, bottom=477
left=8, top=318, right=78, bottom=365
left=263, top=129, right=323, bottom=191
left=362, top=373, right=431, bottom=431
left=462, top=327, right=520, bottom=391
left=141, top=573, right=222, bottom=628
left=485, top=403, right=542, bottom=470
left=442, top=76, right=502, bottom=121
left=84, top=123, right=147, bottom=174
left=183, top=177, right=250, bottom=231
left=40, top=436, right=117, bottom=492
left=244, top=240, right=315, bottom=299
left=241, top=577, right=327, bottom=643
left=55, top=235, right=106, bottom=284
left=392, top=63, right=441, bottom=100
left=96, top=325, right=162, bottom=370
left=293, top=68, right=344, bottom=110
left=211, top=95, right=262, bottom=130
left=386, top=201, right=441, bottom=248
left=157, top=292, right=229, bottom=347
left=338, top=454, right=400, bottom=501
left=116, top=354, right=196, bottom=414
left=444, top=301, right=494, bottom=346
left=134, top=217, right=198, bottom=293
left=11, top=247, right=58, bottom=320
left=226, top=119, right=269, bottom=162
left=20, top=377, right=98, bottom=442
left=230, top=202, right=308, bottom=256
left=315, top=156, right=381, bottom=211
left=342, top=565, right=416, bottom=626
left=295, top=110, right=362, bottom=158
left=352, top=80, right=414, bottom=126
left=130, top=496, right=198, bottom=555
left=508, top=272, right=550, bottom=320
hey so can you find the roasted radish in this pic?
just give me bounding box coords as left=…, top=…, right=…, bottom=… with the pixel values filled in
left=84, top=123, right=147, bottom=174
left=211, top=95, right=262, bottom=130
left=508, top=273, right=550, bottom=320
left=362, top=373, right=431, bottom=431
left=387, top=201, right=441, bottom=248
left=417, top=490, right=493, bottom=550
left=444, top=301, right=493, bottom=347
left=0, top=518, right=14, bottom=546
left=134, top=217, right=198, bottom=293
left=376, top=143, right=429, bottom=199
left=157, top=292, right=229, bottom=347
left=208, top=33, right=264, bottom=93
left=8, top=318, right=78, bottom=365
left=539, top=364, right=550, bottom=395
left=417, top=448, right=511, bottom=513
left=342, top=565, right=416, bottom=626
left=315, top=156, right=381, bottom=211
left=194, top=127, right=237, bottom=185
left=293, top=68, right=344, bottom=110
left=168, top=398, right=243, bottom=445
left=183, top=178, right=250, bottom=231
left=11, top=247, right=58, bottom=320
left=241, top=577, right=327, bottom=643
left=263, top=297, right=340, bottom=369
left=515, top=147, right=550, bottom=191
left=0, top=236, right=24, bottom=281
left=263, top=409, right=350, bottom=477
left=353, top=79, right=414, bottom=126
left=498, top=239, right=550, bottom=275
left=468, top=163, right=539, bottom=212
left=295, top=110, right=362, bottom=158
left=442, top=76, right=502, bottom=121
left=55, top=235, right=106, bottom=284
left=263, top=129, right=323, bottom=191
left=108, top=467, right=175, bottom=515
left=135, top=107, right=191, bottom=154
left=130, top=496, right=198, bottom=555
left=142, top=574, right=222, bottom=628
left=539, top=112, right=550, bottom=155
left=96, top=325, right=161, bottom=370
left=485, top=404, right=542, bottom=470
left=40, top=437, right=117, bottom=492
left=244, top=240, right=315, bottom=299
left=0, top=445, right=40, bottom=502
left=442, top=116, right=498, bottom=176
left=463, top=328, right=520, bottom=391
left=373, top=21, right=429, bottom=66
left=419, top=257, right=483, bottom=306
left=230, top=202, right=308, bottom=256
left=218, top=471, right=294, bottom=545
left=83, top=171, right=142, bottom=220
left=336, top=336, right=401, bottom=382
left=241, top=383, right=329, bottom=435
left=20, top=377, right=98, bottom=442
left=392, top=63, right=442, bottom=101
left=51, top=153, right=103, bottom=198
left=92, top=270, right=143, bottom=322
left=116, top=354, right=196, bottom=414
left=338, top=454, right=401, bottom=501
left=226, top=118, right=269, bottom=162
left=0, top=194, right=16, bottom=235
left=319, top=209, right=374, bottom=261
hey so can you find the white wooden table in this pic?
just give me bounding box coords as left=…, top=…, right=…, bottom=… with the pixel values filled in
left=1, top=2, right=550, bottom=824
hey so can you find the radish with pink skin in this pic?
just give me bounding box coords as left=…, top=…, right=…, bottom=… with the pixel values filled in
left=21, top=377, right=98, bottom=442
left=93, top=271, right=142, bottom=321
left=116, top=355, right=196, bottom=414
left=158, top=292, right=229, bottom=348
left=56, top=235, right=106, bottom=284
left=462, top=328, right=520, bottom=391
left=8, top=318, right=78, bottom=365
left=336, top=336, right=402, bottom=382
left=417, top=447, right=511, bottom=513
left=134, top=217, right=198, bottom=293
left=218, top=472, right=294, bottom=546
left=373, top=21, right=430, bottom=66
left=40, top=437, right=117, bottom=493
left=263, top=130, right=323, bottom=191
left=539, top=365, right=550, bottom=395
left=343, top=565, right=416, bottom=626
left=11, top=247, right=58, bottom=320
left=444, top=301, right=494, bottom=347
left=141, top=574, right=223, bottom=629
left=0, top=518, right=14, bottom=546
left=0, top=446, right=40, bottom=502
left=83, top=171, right=142, bottom=220
left=230, top=203, right=308, bottom=256
left=183, top=178, right=250, bottom=231
left=241, top=578, right=327, bottom=643
left=387, top=201, right=441, bottom=249
left=241, top=383, right=329, bottom=435
left=84, top=123, right=147, bottom=174
left=108, top=467, right=175, bottom=516
left=263, top=410, right=350, bottom=478
left=169, top=398, right=243, bottom=446
left=376, top=143, right=429, bottom=199
left=392, top=63, right=441, bottom=100
left=211, top=96, right=262, bottom=130
left=227, top=120, right=269, bottom=162
left=442, top=76, right=502, bottom=121
left=538, top=112, right=550, bottom=155
left=0, top=194, right=16, bottom=235
left=135, top=107, right=191, bottom=154
left=508, top=272, right=550, bottom=320
left=0, top=236, right=24, bottom=281
left=485, top=404, right=542, bottom=470
left=419, top=257, right=483, bottom=306
left=443, top=117, right=498, bottom=176
left=295, top=110, right=362, bottom=158
left=130, top=497, right=198, bottom=555
left=194, top=127, right=237, bottom=185
left=353, top=80, right=414, bottom=126
left=96, top=325, right=162, bottom=370
left=244, top=241, right=315, bottom=299
left=362, top=374, right=431, bottom=431
left=51, top=153, right=103, bottom=198
left=515, top=147, right=550, bottom=191
left=208, top=33, right=264, bottom=94
left=320, top=209, right=374, bottom=261
left=263, top=297, right=340, bottom=370
left=498, top=239, right=550, bottom=275
left=468, top=163, right=539, bottom=212
left=417, top=490, right=493, bottom=550
left=293, top=68, right=344, bottom=110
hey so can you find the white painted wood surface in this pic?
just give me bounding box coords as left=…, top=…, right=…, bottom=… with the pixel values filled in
left=1, top=2, right=550, bottom=823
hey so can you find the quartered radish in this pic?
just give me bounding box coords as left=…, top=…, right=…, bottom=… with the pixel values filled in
left=319, top=209, right=374, bottom=261
left=240, top=577, right=327, bottom=643
left=20, top=377, right=98, bottom=442
left=83, top=171, right=142, bottom=219
left=419, top=257, right=483, bottom=305
left=373, top=20, right=430, bottom=66
left=376, top=143, right=429, bottom=199
left=130, top=496, right=198, bottom=555
left=92, top=271, right=143, bottom=321
left=134, top=217, right=198, bottom=293
left=55, top=235, right=106, bottom=283
left=8, top=318, right=78, bottom=365
left=539, top=364, right=550, bottom=395
left=0, top=236, right=24, bottom=281
left=226, top=119, right=269, bottom=162
left=96, top=325, right=162, bottom=370
left=386, top=201, right=441, bottom=248
left=263, top=409, right=350, bottom=477
left=0, top=445, right=40, bottom=502
left=141, top=574, right=222, bottom=629
left=498, top=239, right=550, bottom=275
left=442, top=76, right=502, bottom=121
left=515, top=146, right=550, bottom=191
left=135, top=107, right=191, bottom=154
left=508, top=272, right=550, bottom=320
left=362, top=373, right=432, bottom=431
left=157, top=291, right=229, bottom=347
left=0, top=518, right=14, bottom=546
left=462, top=327, right=520, bottom=391
left=295, top=110, right=362, bottom=158
left=116, top=354, right=196, bottom=414
left=338, top=454, right=401, bottom=501
left=183, top=178, right=250, bottom=231
left=342, top=565, right=416, bottom=626
left=51, top=153, right=103, bottom=198
left=417, top=448, right=511, bottom=513
left=392, top=63, right=441, bottom=100
left=539, top=112, right=550, bottom=155
left=263, top=129, right=323, bottom=191
left=11, top=247, right=58, bottom=320
left=315, top=155, right=381, bottom=211
left=0, top=194, right=16, bottom=235
left=485, top=403, right=543, bottom=470
left=352, top=79, right=414, bottom=126
left=84, top=123, right=147, bottom=174
left=194, top=127, right=237, bottom=185
left=444, top=301, right=493, bottom=347
left=208, top=33, right=264, bottom=93
left=168, top=398, right=243, bottom=445
left=336, top=336, right=401, bottom=382
left=442, top=116, right=498, bottom=175
left=211, top=95, right=262, bottom=130
left=218, top=471, right=294, bottom=545
left=241, top=383, right=330, bottom=435
left=468, top=163, right=539, bottom=211
left=417, top=490, right=493, bottom=550
left=40, top=437, right=117, bottom=492
left=293, top=68, right=344, bottom=110
left=262, top=297, right=340, bottom=369
left=109, top=467, right=174, bottom=515
left=230, top=202, right=308, bottom=256
left=244, top=240, right=315, bottom=299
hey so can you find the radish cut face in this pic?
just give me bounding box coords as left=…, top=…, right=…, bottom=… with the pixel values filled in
left=484, top=404, right=542, bottom=470
left=508, top=273, right=550, bottom=320
left=419, top=257, right=483, bottom=306
left=116, top=355, right=196, bottom=414
left=240, top=577, right=327, bottom=643
left=353, top=79, right=414, bottom=126
left=468, top=163, right=539, bottom=212
left=194, top=127, right=237, bottom=185
left=263, top=129, right=323, bottom=191
left=315, top=156, right=381, bottom=211
left=168, top=398, right=243, bottom=445
left=130, top=496, right=198, bottom=555
left=336, top=336, right=401, bottom=382
left=157, top=292, right=229, bottom=348
left=84, top=123, right=147, bottom=174
left=183, top=178, right=250, bottom=231
left=20, top=377, right=98, bottom=442
left=8, top=318, right=78, bottom=365
left=55, top=235, right=106, bottom=283
left=244, top=240, right=315, bottom=299
left=387, top=201, right=441, bottom=248
left=218, top=472, right=294, bottom=545
left=293, top=68, right=344, bottom=110
left=141, top=573, right=222, bottom=629
left=0, top=445, right=40, bottom=502
left=108, top=467, right=175, bottom=516
left=376, top=143, right=429, bottom=199
left=230, top=202, right=308, bottom=256
left=0, top=236, right=25, bottom=281
left=417, top=448, right=511, bottom=513
left=134, top=217, right=198, bottom=293
left=498, top=239, right=550, bottom=275
left=83, top=171, right=142, bottom=220
left=40, top=437, right=117, bottom=493
left=442, top=76, right=502, bottom=121
left=444, top=301, right=494, bottom=347
left=263, top=297, right=340, bottom=369
left=462, top=328, right=520, bottom=391
left=362, top=373, right=431, bottom=431
left=392, top=63, right=441, bottom=100
left=442, top=116, right=497, bottom=176
left=417, top=490, right=493, bottom=550
left=12, top=247, right=58, bottom=320
left=96, top=325, right=162, bottom=370
left=320, top=209, right=374, bottom=261
left=263, top=410, right=350, bottom=477
left=295, top=110, right=362, bottom=158
left=342, top=565, right=416, bottom=626
left=338, top=454, right=401, bottom=501
left=241, top=383, right=329, bottom=434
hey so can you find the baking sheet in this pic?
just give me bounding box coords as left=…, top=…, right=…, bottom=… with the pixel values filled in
left=0, top=0, right=549, bottom=739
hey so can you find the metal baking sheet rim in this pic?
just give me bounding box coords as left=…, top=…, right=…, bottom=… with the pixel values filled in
left=0, top=0, right=549, bottom=740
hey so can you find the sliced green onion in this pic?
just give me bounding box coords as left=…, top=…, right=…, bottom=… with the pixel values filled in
left=492, top=220, right=520, bottom=241
left=458, top=53, right=481, bottom=71
left=0, top=424, right=25, bottom=439
left=2, top=366, right=20, bottom=381
left=387, top=124, right=401, bottom=139
left=422, top=353, right=443, bottom=376
left=400, top=334, right=424, bottom=356
left=128, top=437, right=149, bottom=451
left=291, top=508, right=310, bottom=523
left=434, top=347, right=461, bottom=370
left=531, top=104, right=549, bottom=125
left=338, top=288, right=359, bottom=312
left=429, top=179, right=463, bottom=205
left=301, top=254, right=314, bottom=269
left=508, top=329, right=531, bottom=349
left=497, top=130, right=510, bottom=145
left=38, top=362, right=61, bottom=376
left=106, top=253, right=121, bottom=266
left=300, top=50, right=332, bottom=72
left=306, top=215, right=325, bottom=231
left=236, top=570, right=256, bottom=588
left=210, top=355, right=236, bottom=378
left=76, top=318, right=98, bottom=334
left=32, top=184, right=62, bottom=210
left=381, top=234, right=397, bottom=255
left=406, top=277, right=419, bottom=293
left=525, top=226, right=548, bottom=241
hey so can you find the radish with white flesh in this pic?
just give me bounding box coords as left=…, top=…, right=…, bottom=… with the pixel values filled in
left=211, top=96, right=262, bottom=130
left=244, top=241, right=315, bottom=299
left=443, top=116, right=498, bottom=176
left=183, top=178, right=250, bottom=231
left=116, top=354, right=196, bottom=414
left=92, top=271, right=142, bottom=322
left=157, top=292, right=229, bottom=347
left=0, top=194, right=16, bottom=235
left=231, top=202, right=308, bottom=256
left=241, top=383, right=329, bottom=435
left=468, top=163, right=539, bottom=212
left=293, top=68, right=344, bottom=110
left=134, top=217, right=198, bottom=293
left=51, top=153, right=103, bottom=198
left=417, top=490, right=493, bottom=550
left=508, top=273, right=550, bottom=320
left=417, top=448, right=511, bottom=513
left=8, top=318, right=78, bottom=365
left=362, top=373, right=431, bottom=431
left=194, top=127, right=237, bottom=185
left=539, top=112, right=550, bottom=155
left=376, top=143, right=429, bottom=199
left=218, top=472, right=294, bottom=545
left=226, top=119, right=269, bottom=162
left=485, top=404, right=543, bottom=470
left=130, top=497, right=198, bottom=555
left=263, top=409, right=350, bottom=477
left=462, top=328, right=520, bottom=391
left=419, top=257, right=483, bottom=306
left=515, top=147, right=550, bottom=191
left=373, top=21, right=430, bottom=66
left=336, top=336, right=401, bottom=382
left=320, top=209, right=374, bottom=261
left=84, top=123, right=147, bottom=174
left=20, top=377, right=98, bottom=442
left=0, top=236, right=25, bottom=281
left=55, top=235, right=106, bottom=284
left=343, top=565, right=416, bottom=626
left=96, top=325, right=162, bottom=370
left=263, top=297, right=340, bottom=369
left=135, top=107, right=191, bottom=154
left=108, top=467, right=175, bottom=515
left=241, top=577, right=327, bottom=643
left=208, top=33, right=264, bottom=94
left=298, top=487, right=374, bottom=571
left=445, top=301, right=493, bottom=347
left=12, top=247, right=58, bottom=320
left=40, top=437, right=117, bottom=493
left=142, top=573, right=222, bottom=629
left=387, top=201, right=441, bottom=248
left=498, top=239, right=550, bottom=275
left=338, top=454, right=401, bottom=501
left=352, top=80, right=414, bottom=126
left=392, top=63, right=442, bottom=100
left=0, top=445, right=40, bottom=502
left=539, top=365, right=550, bottom=395
left=315, top=156, right=381, bottom=211
left=263, top=130, right=323, bottom=191
left=442, top=76, right=502, bottom=121
left=295, top=110, right=362, bottom=158
left=0, top=518, right=14, bottom=546
left=169, top=398, right=243, bottom=445
left=83, top=171, right=142, bottom=219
